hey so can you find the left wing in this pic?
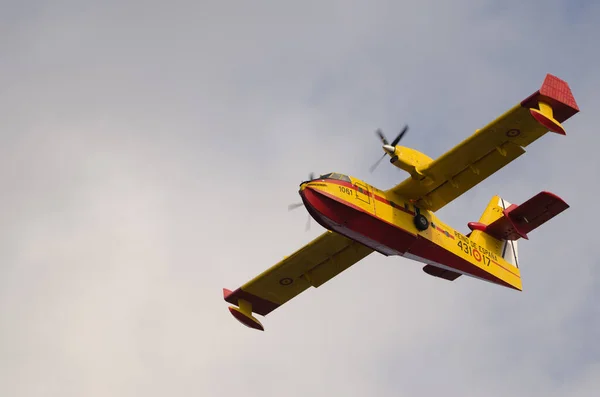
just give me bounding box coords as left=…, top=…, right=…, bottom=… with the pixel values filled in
left=387, top=74, right=579, bottom=212
left=223, top=230, right=373, bottom=331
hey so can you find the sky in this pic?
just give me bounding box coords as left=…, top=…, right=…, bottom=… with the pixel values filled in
left=1, top=0, right=599, bottom=396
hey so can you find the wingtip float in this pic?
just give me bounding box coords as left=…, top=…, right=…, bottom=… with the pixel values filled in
left=223, top=73, right=580, bottom=331
left=223, top=288, right=265, bottom=331
left=522, top=73, right=579, bottom=136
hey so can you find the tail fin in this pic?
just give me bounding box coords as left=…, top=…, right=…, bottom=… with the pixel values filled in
left=468, top=196, right=521, bottom=268
left=497, top=197, right=520, bottom=268
left=468, top=191, right=569, bottom=267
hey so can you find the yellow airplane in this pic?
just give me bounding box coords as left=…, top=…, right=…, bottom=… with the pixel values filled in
left=223, top=74, right=579, bottom=331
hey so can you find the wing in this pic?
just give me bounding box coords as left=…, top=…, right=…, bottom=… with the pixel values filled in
left=387, top=74, right=579, bottom=212
left=223, top=230, right=373, bottom=330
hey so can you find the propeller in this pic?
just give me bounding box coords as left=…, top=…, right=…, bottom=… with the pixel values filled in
left=288, top=172, right=316, bottom=231
left=288, top=203, right=303, bottom=211
left=288, top=202, right=312, bottom=231
left=369, top=125, right=409, bottom=173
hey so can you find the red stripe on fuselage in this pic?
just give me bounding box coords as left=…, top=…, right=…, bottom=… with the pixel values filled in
left=490, top=260, right=520, bottom=278
left=309, top=179, right=415, bottom=216
left=313, top=179, right=456, bottom=240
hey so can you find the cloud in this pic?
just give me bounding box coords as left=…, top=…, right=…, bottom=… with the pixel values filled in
left=1, top=0, right=599, bottom=396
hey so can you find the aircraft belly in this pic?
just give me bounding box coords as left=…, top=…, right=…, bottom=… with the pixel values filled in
left=404, top=236, right=517, bottom=289
left=301, top=187, right=417, bottom=256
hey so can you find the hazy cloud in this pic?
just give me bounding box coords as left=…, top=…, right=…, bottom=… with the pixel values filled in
left=1, top=1, right=599, bottom=396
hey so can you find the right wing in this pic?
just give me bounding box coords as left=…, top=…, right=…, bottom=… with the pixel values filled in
left=223, top=230, right=373, bottom=330
left=386, top=74, right=579, bottom=212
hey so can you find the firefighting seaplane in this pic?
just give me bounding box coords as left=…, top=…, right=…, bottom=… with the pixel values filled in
left=223, top=73, right=579, bottom=331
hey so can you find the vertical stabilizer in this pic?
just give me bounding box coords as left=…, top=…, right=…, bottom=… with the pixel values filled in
left=468, top=196, right=520, bottom=267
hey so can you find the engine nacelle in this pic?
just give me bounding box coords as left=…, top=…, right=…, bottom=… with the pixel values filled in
left=389, top=146, right=433, bottom=177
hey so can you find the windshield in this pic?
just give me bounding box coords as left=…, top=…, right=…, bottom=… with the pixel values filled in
left=315, top=173, right=351, bottom=183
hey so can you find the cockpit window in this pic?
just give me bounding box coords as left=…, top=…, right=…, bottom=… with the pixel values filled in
left=333, top=173, right=351, bottom=182
left=315, top=173, right=351, bottom=183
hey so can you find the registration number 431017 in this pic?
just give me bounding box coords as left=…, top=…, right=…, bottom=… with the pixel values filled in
left=457, top=240, right=492, bottom=266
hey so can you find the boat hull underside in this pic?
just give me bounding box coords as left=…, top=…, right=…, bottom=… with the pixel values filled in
left=301, top=187, right=515, bottom=289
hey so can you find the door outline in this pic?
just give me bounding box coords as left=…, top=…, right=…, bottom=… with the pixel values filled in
left=354, top=182, right=371, bottom=204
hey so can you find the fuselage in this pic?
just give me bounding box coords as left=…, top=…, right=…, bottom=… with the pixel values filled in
left=299, top=172, right=522, bottom=290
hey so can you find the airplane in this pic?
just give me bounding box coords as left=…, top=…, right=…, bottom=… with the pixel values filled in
left=222, top=73, right=579, bottom=331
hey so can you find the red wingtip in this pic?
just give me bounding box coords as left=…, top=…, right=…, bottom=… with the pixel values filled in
left=540, top=74, right=579, bottom=112
left=521, top=74, right=579, bottom=124
left=223, top=288, right=233, bottom=300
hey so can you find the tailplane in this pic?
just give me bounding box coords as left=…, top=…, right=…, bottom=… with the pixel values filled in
left=423, top=191, right=568, bottom=284
left=467, top=196, right=520, bottom=268
left=468, top=191, right=569, bottom=267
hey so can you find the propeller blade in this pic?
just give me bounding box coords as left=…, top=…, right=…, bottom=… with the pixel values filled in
left=369, top=153, right=387, bottom=173
left=375, top=128, right=388, bottom=145
left=390, top=125, right=408, bottom=146
left=370, top=125, right=409, bottom=173
left=305, top=214, right=311, bottom=231
left=288, top=202, right=304, bottom=211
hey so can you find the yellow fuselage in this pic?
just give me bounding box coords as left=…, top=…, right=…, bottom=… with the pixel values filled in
left=299, top=175, right=522, bottom=290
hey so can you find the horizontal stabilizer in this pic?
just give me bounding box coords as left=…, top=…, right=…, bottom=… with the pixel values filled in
left=469, top=191, right=569, bottom=241
left=423, top=264, right=462, bottom=281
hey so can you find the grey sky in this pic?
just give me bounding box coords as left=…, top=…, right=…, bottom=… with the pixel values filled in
left=1, top=1, right=599, bottom=396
